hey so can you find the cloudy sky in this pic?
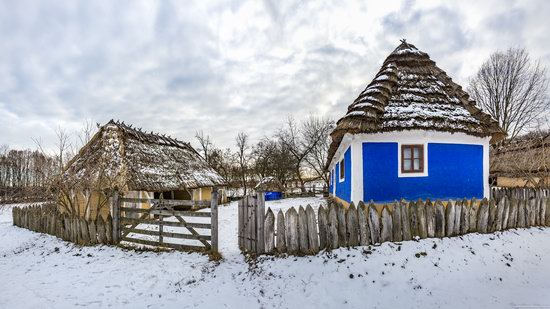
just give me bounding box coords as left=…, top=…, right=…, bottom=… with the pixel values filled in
left=1, top=0, right=549, bottom=151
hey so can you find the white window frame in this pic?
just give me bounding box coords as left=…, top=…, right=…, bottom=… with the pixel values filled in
left=398, top=142, right=428, bottom=178
left=339, top=158, right=345, bottom=182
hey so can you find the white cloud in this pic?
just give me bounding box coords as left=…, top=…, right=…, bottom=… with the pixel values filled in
left=0, top=0, right=548, bottom=151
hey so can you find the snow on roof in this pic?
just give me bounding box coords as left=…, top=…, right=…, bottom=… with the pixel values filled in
left=63, top=120, right=226, bottom=191
left=327, top=40, right=505, bottom=166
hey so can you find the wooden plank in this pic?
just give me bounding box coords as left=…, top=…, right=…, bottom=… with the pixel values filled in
left=256, top=192, right=265, bottom=254
left=517, top=199, right=526, bottom=228
left=238, top=198, right=244, bottom=250
left=265, top=208, right=275, bottom=254
left=357, top=202, right=370, bottom=246
left=435, top=200, right=445, bottom=238
left=380, top=206, right=393, bottom=243
left=285, top=208, right=299, bottom=254
left=508, top=199, right=518, bottom=229
left=417, top=200, right=427, bottom=239
left=120, top=197, right=210, bottom=207
left=476, top=199, right=489, bottom=233
left=121, top=237, right=207, bottom=251
left=122, top=227, right=211, bottom=240
left=502, top=197, right=510, bottom=230
left=426, top=199, right=436, bottom=238
left=120, top=207, right=211, bottom=217
left=211, top=188, right=219, bottom=253
left=298, top=206, right=309, bottom=254
left=88, top=220, right=98, bottom=245
left=539, top=198, right=546, bottom=227
left=317, top=205, right=328, bottom=250
left=346, top=203, right=359, bottom=247
left=276, top=210, right=286, bottom=253
left=545, top=198, right=550, bottom=226
left=121, top=218, right=211, bottom=229
left=453, top=200, right=462, bottom=236
left=487, top=199, right=497, bottom=232
left=409, top=201, right=419, bottom=238
left=112, top=191, right=120, bottom=244
left=327, top=204, right=339, bottom=249
left=445, top=200, right=455, bottom=237
left=306, top=205, right=319, bottom=253
left=336, top=204, right=347, bottom=247
left=368, top=203, right=380, bottom=244
left=469, top=198, right=478, bottom=232
left=391, top=201, right=403, bottom=242
left=159, top=214, right=164, bottom=244
left=400, top=199, right=411, bottom=241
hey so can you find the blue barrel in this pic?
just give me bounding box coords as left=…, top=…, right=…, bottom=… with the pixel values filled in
left=264, top=191, right=283, bottom=201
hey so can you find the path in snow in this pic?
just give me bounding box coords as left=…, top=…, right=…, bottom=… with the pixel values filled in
left=1, top=197, right=550, bottom=309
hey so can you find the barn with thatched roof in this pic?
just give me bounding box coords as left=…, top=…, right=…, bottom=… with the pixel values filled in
left=327, top=40, right=505, bottom=204
left=490, top=131, right=550, bottom=187
left=60, top=120, right=227, bottom=218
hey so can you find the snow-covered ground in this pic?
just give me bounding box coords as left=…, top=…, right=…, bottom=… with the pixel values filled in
left=1, top=197, right=550, bottom=309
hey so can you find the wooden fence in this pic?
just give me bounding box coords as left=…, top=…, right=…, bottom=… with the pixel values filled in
left=12, top=204, right=114, bottom=245
left=248, top=196, right=550, bottom=256
left=491, top=187, right=550, bottom=201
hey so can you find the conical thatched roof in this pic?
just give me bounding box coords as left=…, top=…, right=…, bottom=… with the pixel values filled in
left=327, top=40, right=505, bottom=166
left=62, top=120, right=226, bottom=192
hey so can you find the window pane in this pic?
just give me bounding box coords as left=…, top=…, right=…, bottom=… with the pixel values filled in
left=340, top=159, right=345, bottom=179
left=403, top=159, right=411, bottom=171
left=403, top=148, right=412, bottom=159
left=413, top=147, right=420, bottom=158
left=414, top=158, right=420, bottom=170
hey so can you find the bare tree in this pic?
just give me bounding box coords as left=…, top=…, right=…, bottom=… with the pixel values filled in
left=195, top=130, right=214, bottom=163
left=278, top=116, right=331, bottom=192
left=235, top=132, right=250, bottom=195
left=55, top=126, right=72, bottom=173
left=303, top=117, right=334, bottom=189
left=468, top=48, right=549, bottom=140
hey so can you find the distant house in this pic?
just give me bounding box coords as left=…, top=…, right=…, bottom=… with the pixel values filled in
left=491, top=131, right=550, bottom=188
left=60, top=120, right=227, bottom=218
left=327, top=41, right=505, bottom=205
left=255, top=177, right=284, bottom=201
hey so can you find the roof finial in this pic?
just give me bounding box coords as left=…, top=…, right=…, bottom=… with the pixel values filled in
left=400, top=38, right=407, bottom=44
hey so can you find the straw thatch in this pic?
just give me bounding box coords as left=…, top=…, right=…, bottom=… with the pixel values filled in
left=255, top=177, right=285, bottom=192
left=327, top=40, right=505, bottom=166
left=491, top=131, right=550, bottom=178
left=62, top=120, right=226, bottom=192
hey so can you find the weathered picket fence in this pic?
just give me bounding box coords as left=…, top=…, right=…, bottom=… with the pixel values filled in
left=246, top=196, right=550, bottom=256
left=12, top=204, right=115, bottom=245
left=491, top=187, right=549, bottom=201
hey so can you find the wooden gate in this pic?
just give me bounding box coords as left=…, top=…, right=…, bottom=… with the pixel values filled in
left=238, top=192, right=265, bottom=254
left=113, top=189, right=218, bottom=253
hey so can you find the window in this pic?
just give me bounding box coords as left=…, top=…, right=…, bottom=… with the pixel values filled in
left=401, top=144, right=424, bottom=173
left=339, top=158, right=345, bottom=181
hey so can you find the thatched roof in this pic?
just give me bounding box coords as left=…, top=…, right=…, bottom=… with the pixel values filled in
left=327, top=40, right=505, bottom=166
left=491, top=131, right=550, bottom=177
left=255, top=177, right=284, bottom=192
left=63, top=120, right=226, bottom=192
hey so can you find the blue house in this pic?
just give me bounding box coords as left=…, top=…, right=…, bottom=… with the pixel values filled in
left=327, top=41, right=505, bottom=205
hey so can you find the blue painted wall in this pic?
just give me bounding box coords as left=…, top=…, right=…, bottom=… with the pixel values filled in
left=363, top=142, right=484, bottom=202
left=335, top=147, right=352, bottom=203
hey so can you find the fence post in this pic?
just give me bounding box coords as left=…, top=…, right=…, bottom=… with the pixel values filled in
left=112, top=190, right=120, bottom=244
left=256, top=190, right=265, bottom=254
left=211, top=187, right=219, bottom=253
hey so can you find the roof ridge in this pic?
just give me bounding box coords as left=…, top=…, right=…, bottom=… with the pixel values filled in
left=107, top=120, right=191, bottom=149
